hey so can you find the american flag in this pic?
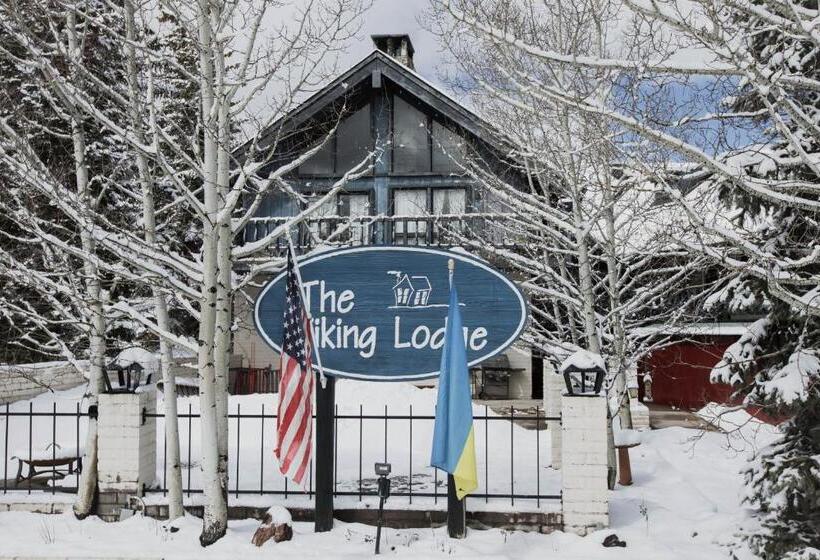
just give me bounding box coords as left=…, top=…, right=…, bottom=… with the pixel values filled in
left=274, top=248, right=315, bottom=487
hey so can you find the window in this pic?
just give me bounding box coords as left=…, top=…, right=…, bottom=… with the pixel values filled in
left=392, top=188, right=467, bottom=244
left=298, top=140, right=333, bottom=175
left=336, top=105, right=372, bottom=172
left=393, top=96, right=430, bottom=173
left=393, top=188, right=428, bottom=242
left=432, top=122, right=466, bottom=174
left=394, top=188, right=428, bottom=216
left=392, top=95, right=467, bottom=175
left=305, top=191, right=371, bottom=244
left=299, top=105, right=372, bottom=176
left=433, top=188, right=466, bottom=215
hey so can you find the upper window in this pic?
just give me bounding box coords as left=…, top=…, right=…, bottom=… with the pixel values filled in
left=392, top=95, right=466, bottom=175
left=433, top=188, right=466, bottom=214
left=299, top=105, right=372, bottom=176
left=305, top=192, right=371, bottom=218
left=304, top=191, right=372, bottom=245
left=432, top=122, right=466, bottom=174
left=393, top=96, right=430, bottom=173
left=392, top=187, right=468, bottom=244
left=298, top=139, right=333, bottom=175
left=336, top=106, right=372, bottom=172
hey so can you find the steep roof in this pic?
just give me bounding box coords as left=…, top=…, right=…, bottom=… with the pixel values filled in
left=235, top=49, right=511, bottom=162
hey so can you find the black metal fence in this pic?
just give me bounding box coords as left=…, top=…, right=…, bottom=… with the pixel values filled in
left=2, top=402, right=560, bottom=507
left=168, top=403, right=561, bottom=508
left=1, top=403, right=87, bottom=495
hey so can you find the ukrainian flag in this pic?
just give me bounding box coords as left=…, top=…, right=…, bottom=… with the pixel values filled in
left=430, top=276, right=477, bottom=500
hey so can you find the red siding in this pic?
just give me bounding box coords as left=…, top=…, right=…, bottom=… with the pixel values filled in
left=638, top=337, right=738, bottom=409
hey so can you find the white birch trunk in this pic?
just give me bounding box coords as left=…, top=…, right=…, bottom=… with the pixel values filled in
left=122, top=0, right=185, bottom=520
left=197, top=0, right=227, bottom=544
left=66, top=9, right=106, bottom=519
left=213, top=36, right=231, bottom=502
left=602, top=173, right=633, bottom=429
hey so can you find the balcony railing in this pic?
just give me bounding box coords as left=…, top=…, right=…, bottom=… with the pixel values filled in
left=243, top=213, right=516, bottom=255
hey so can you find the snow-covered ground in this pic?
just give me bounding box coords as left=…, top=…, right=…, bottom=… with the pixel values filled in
left=0, top=382, right=781, bottom=559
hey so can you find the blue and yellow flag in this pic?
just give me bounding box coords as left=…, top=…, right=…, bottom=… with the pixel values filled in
left=430, top=276, right=477, bottom=500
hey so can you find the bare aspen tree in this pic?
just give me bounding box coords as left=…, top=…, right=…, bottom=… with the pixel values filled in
left=435, top=0, right=819, bottom=555
left=122, top=0, right=184, bottom=521
left=64, top=6, right=107, bottom=519
left=428, top=0, right=697, bottom=412
left=1, top=0, right=370, bottom=543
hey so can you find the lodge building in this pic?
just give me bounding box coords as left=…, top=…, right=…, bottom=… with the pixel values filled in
left=232, top=35, right=541, bottom=399
left=229, top=35, right=751, bottom=409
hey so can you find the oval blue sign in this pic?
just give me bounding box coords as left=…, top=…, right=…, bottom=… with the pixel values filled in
left=254, top=246, right=528, bottom=381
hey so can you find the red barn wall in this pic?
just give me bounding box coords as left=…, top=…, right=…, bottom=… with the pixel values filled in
left=638, top=336, right=738, bottom=409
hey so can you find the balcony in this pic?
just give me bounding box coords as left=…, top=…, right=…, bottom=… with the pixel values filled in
left=243, top=213, right=516, bottom=256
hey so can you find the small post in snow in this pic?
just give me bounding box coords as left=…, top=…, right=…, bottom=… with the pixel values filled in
left=314, top=374, right=335, bottom=533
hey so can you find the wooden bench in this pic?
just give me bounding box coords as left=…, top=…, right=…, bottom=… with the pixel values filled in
left=13, top=454, right=82, bottom=486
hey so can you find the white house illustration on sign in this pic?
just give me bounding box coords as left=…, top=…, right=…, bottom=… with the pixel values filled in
left=390, top=272, right=432, bottom=307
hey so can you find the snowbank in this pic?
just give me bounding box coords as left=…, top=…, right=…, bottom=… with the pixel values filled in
left=696, top=402, right=781, bottom=437
left=0, top=412, right=783, bottom=560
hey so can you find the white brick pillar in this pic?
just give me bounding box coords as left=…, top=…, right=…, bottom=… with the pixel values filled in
left=561, top=395, right=609, bottom=535
left=544, top=362, right=563, bottom=469
left=97, top=391, right=156, bottom=495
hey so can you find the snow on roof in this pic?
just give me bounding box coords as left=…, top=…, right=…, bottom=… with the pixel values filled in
left=559, top=349, right=606, bottom=374
left=631, top=321, right=756, bottom=338
left=113, top=347, right=159, bottom=371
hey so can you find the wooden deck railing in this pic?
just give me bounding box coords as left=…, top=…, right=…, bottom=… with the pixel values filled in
left=243, top=213, right=516, bottom=255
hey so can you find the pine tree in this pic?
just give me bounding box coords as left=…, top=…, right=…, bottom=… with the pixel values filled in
left=702, top=2, right=820, bottom=557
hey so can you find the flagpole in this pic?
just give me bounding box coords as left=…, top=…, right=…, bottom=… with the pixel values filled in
left=285, top=231, right=328, bottom=389
left=445, top=257, right=467, bottom=539
left=284, top=230, right=335, bottom=533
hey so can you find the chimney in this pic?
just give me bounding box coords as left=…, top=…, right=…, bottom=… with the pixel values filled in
left=371, top=34, right=415, bottom=69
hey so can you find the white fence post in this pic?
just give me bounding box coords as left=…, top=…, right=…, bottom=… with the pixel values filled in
left=544, top=361, right=563, bottom=469
left=97, top=391, right=156, bottom=520
left=561, top=394, right=609, bottom=535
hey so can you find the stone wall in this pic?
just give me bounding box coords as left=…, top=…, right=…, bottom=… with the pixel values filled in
left=0, top=361, right=87, bottom=404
